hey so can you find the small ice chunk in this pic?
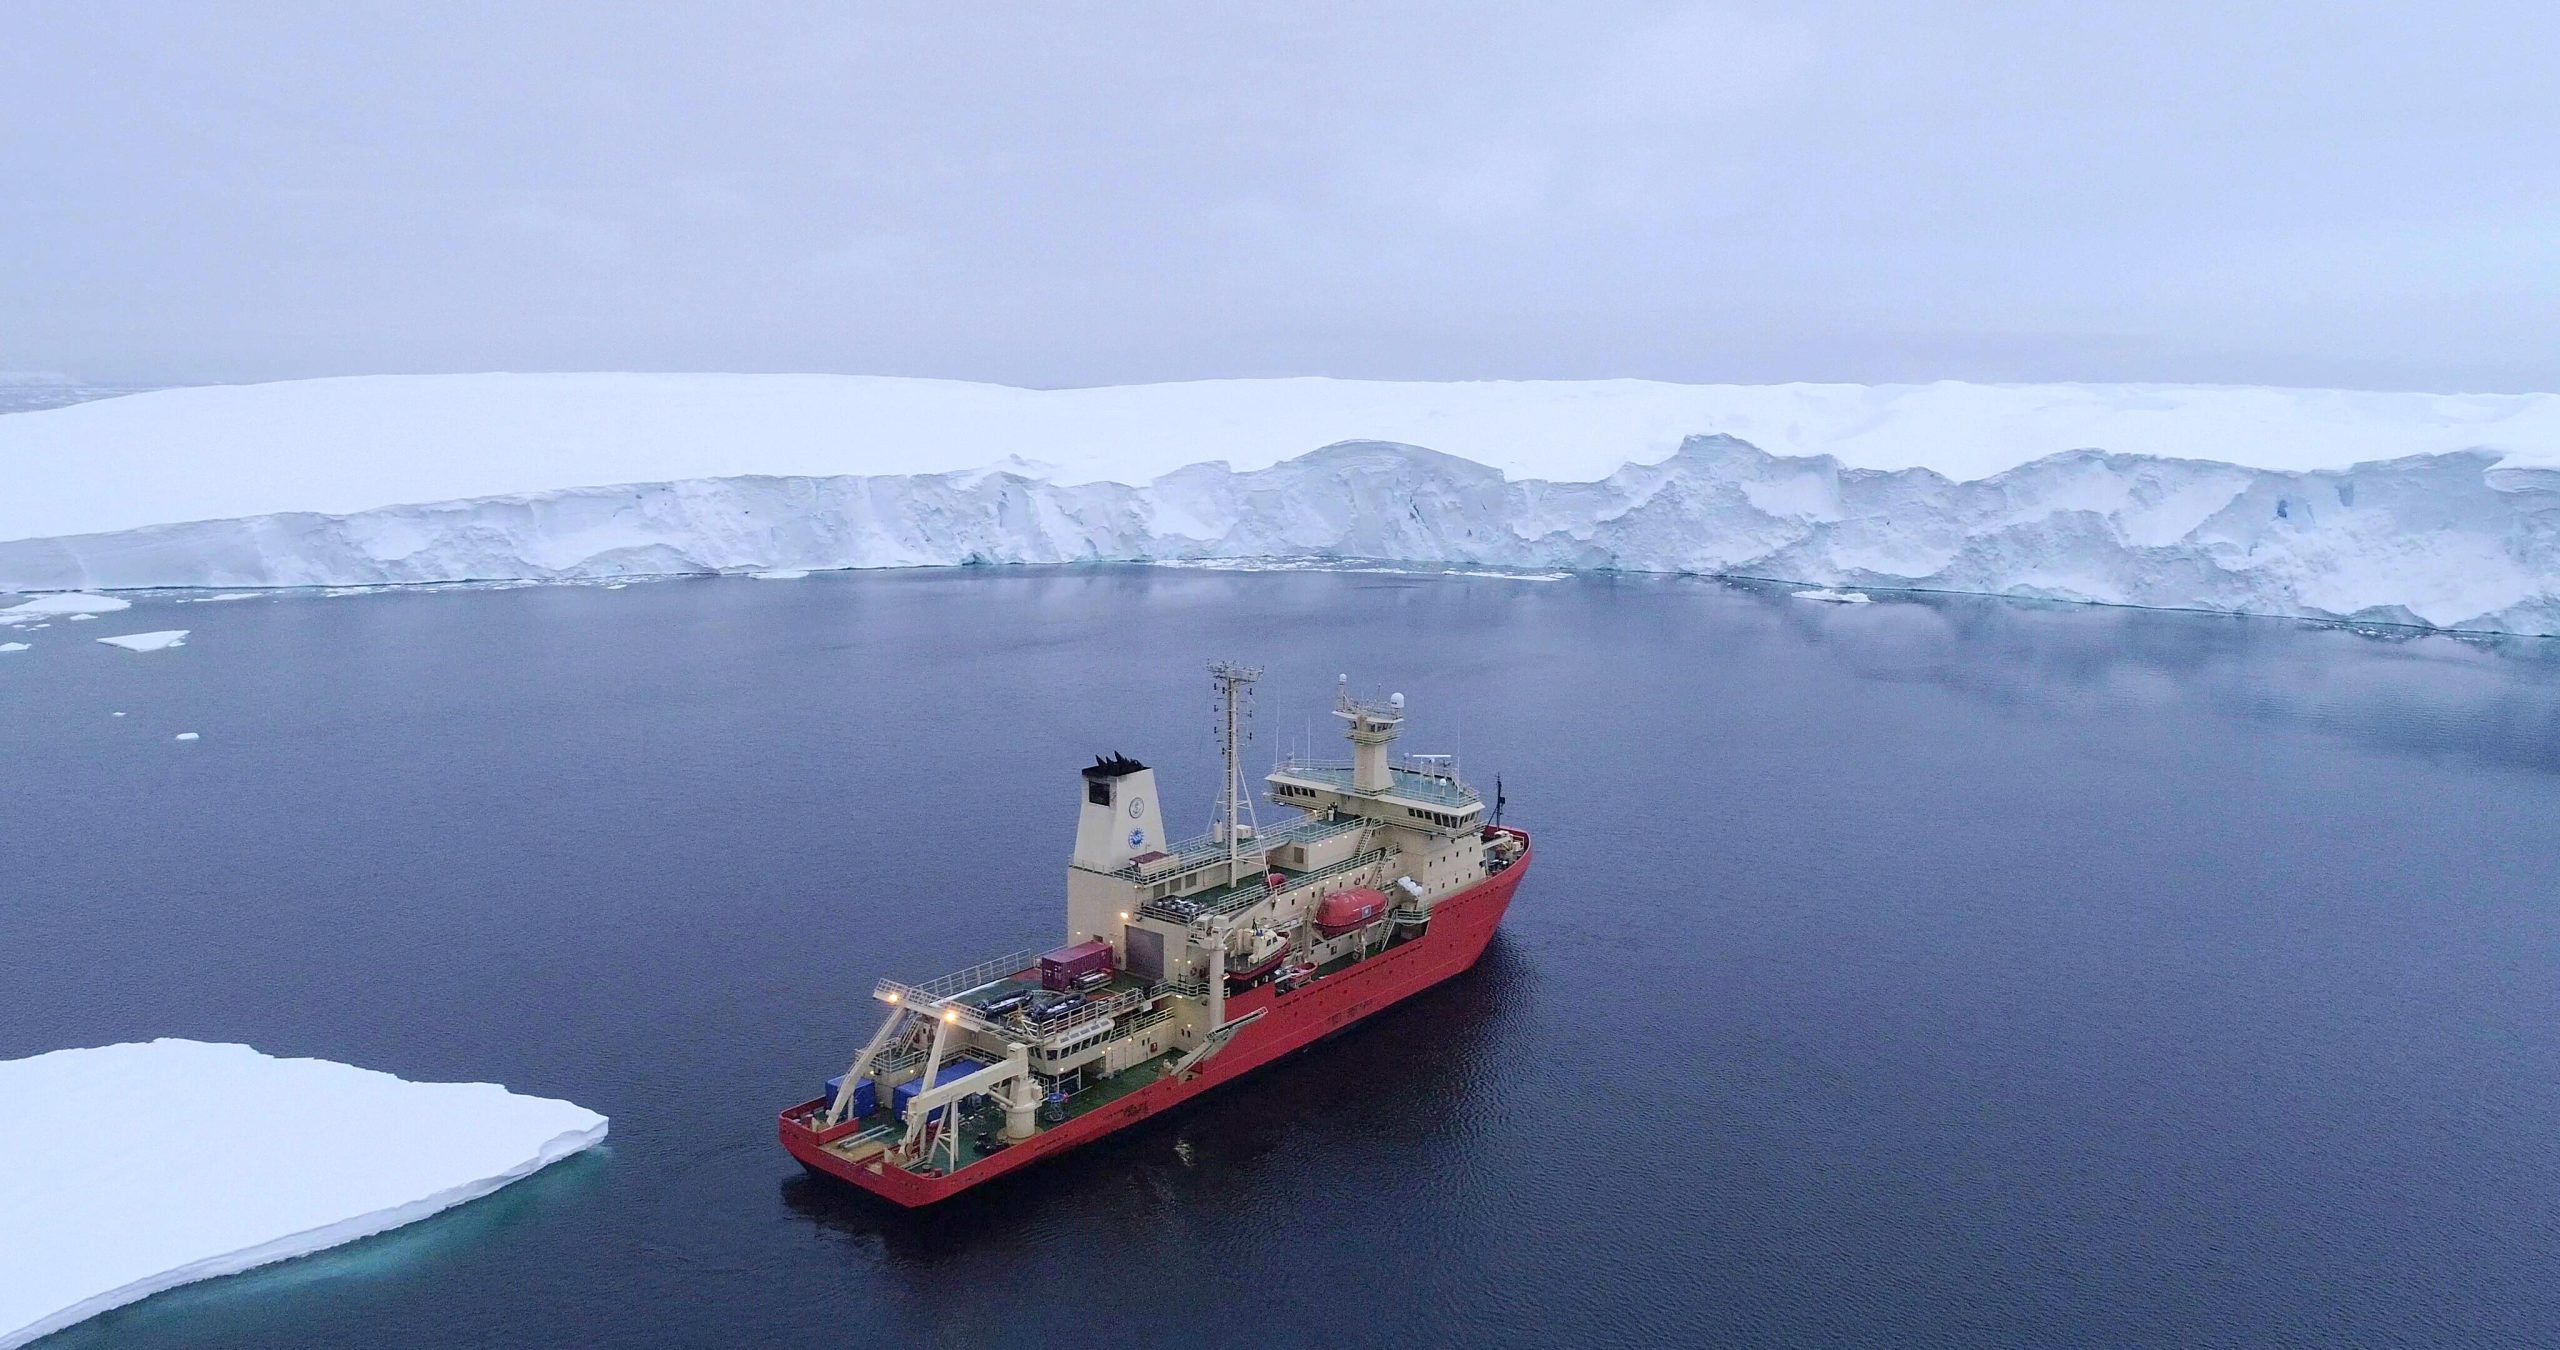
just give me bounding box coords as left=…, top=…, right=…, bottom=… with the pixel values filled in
left=1, top=593, right=130, bottom=623
left=173, top=732, right=200, bottom=741
left=750, top=569, right=811, bottom=580
left=0, top=642, right=26, bottom=652
left=67, top=613, right=97, bottom=622
left=185, top=592, right=260, bottom=603
left=1793, top=588, right=1872, bottom=604
left=96, top=630, right=189, bottom=652
left=111, top=711, right=125, bottom=716
left=0, top=1039, right=607, bottom=1349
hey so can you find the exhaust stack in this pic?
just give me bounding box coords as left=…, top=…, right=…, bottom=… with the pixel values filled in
left=1072, top=753, right=1163, bottom=872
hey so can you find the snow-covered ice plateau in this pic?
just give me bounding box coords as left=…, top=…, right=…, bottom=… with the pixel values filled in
left=3, top=374, right=2557, bottom=633
left=0, top=1040, right=605, bottom=1349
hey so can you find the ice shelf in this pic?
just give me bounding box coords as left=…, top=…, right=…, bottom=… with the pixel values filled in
left=2, top=374, right=2557, bottom=633
left=0, top=1039, right=606, bottom=1349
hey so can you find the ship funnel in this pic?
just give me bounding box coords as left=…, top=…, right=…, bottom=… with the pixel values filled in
left=1072, top=752, right=1165, bottom=873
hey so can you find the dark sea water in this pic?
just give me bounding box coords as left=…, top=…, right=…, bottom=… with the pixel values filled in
left=6, top=567, right=2558, bottom=1348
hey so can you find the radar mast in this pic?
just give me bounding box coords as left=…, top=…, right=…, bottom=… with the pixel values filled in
left=1208, top=660, right=1263, bottom=886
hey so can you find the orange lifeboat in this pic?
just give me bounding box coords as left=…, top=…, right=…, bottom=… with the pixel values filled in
left=1313, top=887, right=1389, bottom=937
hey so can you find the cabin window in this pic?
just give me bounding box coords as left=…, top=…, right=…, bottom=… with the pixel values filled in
left=1089, top=779, right=1111, bottom=806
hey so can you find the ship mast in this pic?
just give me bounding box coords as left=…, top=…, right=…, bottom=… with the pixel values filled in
left=1208, top=660, right=1262, bottom=886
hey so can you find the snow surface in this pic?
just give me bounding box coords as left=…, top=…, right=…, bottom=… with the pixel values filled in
left=1, top=592, right=127, bottom=622
left=3, top=374, right=2559, bottom=633
left=95, top=629, right=187, bottom=652
left=0, top=1039, right=605, bottom=1350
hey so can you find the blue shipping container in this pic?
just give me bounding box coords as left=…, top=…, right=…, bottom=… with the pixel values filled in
left=891, top=1057, right=990, bottom=1123
left=822, top=1074, right=879, bottom=1119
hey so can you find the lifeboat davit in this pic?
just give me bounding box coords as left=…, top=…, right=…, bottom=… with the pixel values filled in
left=1313, top=887, right=1389, bottom=938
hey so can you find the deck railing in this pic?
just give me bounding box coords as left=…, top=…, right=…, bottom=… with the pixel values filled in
left=1092, top=811, right=1366, bottom=884
left=874, top=949, right=1037, bottom=1007
left=1140, top=847, right=1391, bottom=924
left=1272, top=756, right=1481, bottom=808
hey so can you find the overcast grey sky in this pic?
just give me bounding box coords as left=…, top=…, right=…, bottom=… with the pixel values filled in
left=3, top=1, right=2553, bottom=390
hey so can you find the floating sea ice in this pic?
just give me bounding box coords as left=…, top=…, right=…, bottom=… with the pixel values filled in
left=0, top=641, right=27, bottom=652
left=0, top=1039, right=606, bottom=1350
left=750, top=569, right=811, bottom=580
left=96, top=630, right=189, bottom=652
left=0, top=593, right=129, bottom=623
left=1793, top=588, right=1873, bottom=604
left=67, top=613, right=96, bottom=621
left=185, top=592, right=260, bottom=603
left=173, top=732, right=200, bottom=741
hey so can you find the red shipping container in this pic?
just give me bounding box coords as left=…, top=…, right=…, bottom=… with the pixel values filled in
left=1040, top=939, right=1114, bottom=991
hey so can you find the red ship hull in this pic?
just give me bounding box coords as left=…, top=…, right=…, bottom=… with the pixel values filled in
left=780, top=828, right=1531, bottom=1207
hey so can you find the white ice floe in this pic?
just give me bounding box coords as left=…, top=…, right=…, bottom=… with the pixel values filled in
left=0, top=1039, right=606, bottom=1350
left=749, top=569, right=811, bottom=580
left=0, top=641, right=26, bottom=652
left=5, top=375, right=2560, bottom=633
left=184, top=592, right=260, bottom=603
left=1794, top=588, right=1873, bottom=604
left=1, top=592, right=129, bottom=623
left=66, top=613, right=95, bottom=621
left=173, top=732, right=200, bottom=741
left=96, top=629, right=188, bottom=652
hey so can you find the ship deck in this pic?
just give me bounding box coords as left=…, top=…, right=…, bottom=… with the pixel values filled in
left=822, top=1047, right=1182, bottom=1176
left=956, top=968, right=1156, bottom=1010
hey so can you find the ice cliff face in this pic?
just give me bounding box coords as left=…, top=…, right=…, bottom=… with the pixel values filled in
left=7, top=433, right=2557, bottom=635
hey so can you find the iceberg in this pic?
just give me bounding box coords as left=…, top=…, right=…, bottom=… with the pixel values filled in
left=95, top=629, right=188, bottom=652
left=0, top=1040, right=605, bottom=1349
left=1, top=593, right=127, bottom=623
left=2, top=374, right=2557, bottom=633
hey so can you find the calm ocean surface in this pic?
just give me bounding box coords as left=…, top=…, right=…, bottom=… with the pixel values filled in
left=6, top=567, right=2558, bottom=1348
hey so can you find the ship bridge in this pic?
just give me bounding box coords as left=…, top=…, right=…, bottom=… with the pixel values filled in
left=1261, top=677, right=1485, bottom=835
left=1266, top=756, right=1484, bottom=833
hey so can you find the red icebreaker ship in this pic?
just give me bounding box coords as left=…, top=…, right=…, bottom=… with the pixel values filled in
left=780, top=666, right=1532, bottom=1206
